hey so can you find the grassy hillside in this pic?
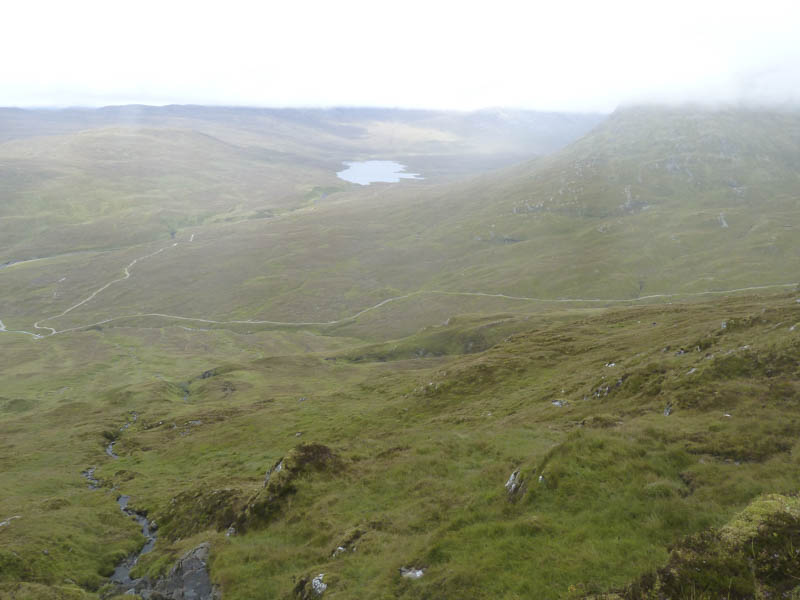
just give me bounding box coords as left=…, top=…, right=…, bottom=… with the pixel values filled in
left=0, top=126, right=343, bottom=259
left=1, top=105, right=800, bottom=599
left=2, top=106, right=798, bottom=338
left=10, top=107, right=792, bottom=342
left=1, top=291, right=799, bottom=599
left=406, top=106, right=800, bottom=300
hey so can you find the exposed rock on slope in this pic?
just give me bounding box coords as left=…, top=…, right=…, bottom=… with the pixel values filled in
left=118, top=542, right=220, bottom=600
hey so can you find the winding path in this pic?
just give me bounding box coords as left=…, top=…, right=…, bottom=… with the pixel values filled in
left=33, top=243, right=179, bottom=336
left=0, top=232, right=797, bottom=338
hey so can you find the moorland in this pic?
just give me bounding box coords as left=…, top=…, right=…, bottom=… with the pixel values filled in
left=1, top=104, right=799, bottom=600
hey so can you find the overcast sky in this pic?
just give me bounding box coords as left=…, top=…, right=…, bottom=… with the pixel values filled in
left=2, top=0, right=799, bottom=111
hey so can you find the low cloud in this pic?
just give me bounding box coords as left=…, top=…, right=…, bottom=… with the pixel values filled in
left=2, top=0, right=798, bottom=111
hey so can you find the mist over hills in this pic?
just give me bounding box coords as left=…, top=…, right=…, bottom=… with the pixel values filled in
left=0, top=105, right=602, bottom=259
left=0, top=105, right=603, bottom=161
left=1, top=103, right=799, bottom=600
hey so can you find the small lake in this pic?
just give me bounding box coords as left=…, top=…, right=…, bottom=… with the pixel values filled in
left=337, top=161, right=422, bottom=185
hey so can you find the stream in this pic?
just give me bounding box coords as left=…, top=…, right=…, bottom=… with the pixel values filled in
left=82, top=412, right=158, bottom=592
left=110, top=495, right=158, bottom=587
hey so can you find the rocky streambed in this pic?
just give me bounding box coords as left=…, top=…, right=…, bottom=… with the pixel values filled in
left=82, top=413, right=219, bottom=599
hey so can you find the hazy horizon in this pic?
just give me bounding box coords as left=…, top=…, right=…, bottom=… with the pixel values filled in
left=3, top=0, right=799, bottom=112
left=7, top=100, right=800, bottom=115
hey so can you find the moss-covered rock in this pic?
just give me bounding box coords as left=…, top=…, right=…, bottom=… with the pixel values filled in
left=619, top=493, right=800, bottom=599
left=236, top=443, right=341, bottom=531
left=158, top=487, right=245, bottom=540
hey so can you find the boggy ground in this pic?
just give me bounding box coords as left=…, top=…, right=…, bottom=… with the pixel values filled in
left=1, top=290, right=799, bottom=599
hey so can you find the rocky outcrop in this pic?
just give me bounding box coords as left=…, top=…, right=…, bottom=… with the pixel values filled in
left=400, top=567, right=425, bottom=579
left=505, top=469, right=522, bottom=496
left=293, top=573, right=327, bottom=598
left=159, top=488, right=245, bottom=541
left=149, top=543, right=219, bottom=600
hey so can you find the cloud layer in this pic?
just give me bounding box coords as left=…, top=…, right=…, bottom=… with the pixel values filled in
left=2, top=0, right=799, bottom=110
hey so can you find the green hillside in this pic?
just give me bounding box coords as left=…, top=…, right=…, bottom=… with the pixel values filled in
left=1, top=290, right=799, bottom=599
left=4, top=107, right=799, bottom=341
left=1, top=105, right=799, bottom=599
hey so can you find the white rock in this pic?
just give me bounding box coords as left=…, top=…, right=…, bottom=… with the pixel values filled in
left=0, top=516, right=21, bottom=527
left=312, top=573, right=327, bottom=595
left=264, top=459, right=284, bottom=486
left=400, top=567, right=424, bottom=579
left=505, top=470, right=520, bottom=494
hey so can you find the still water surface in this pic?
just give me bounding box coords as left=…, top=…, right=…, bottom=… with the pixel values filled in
left=337, top=161, right=422, bottom=185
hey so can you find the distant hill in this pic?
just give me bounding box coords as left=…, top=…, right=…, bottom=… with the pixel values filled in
left=0, top=105, right=603, bottom=166
left=0, top=105, right=603, bottom=260
left=378, top=105, right=800, bottom=304
left=482, top=105, right=800, bottom=215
